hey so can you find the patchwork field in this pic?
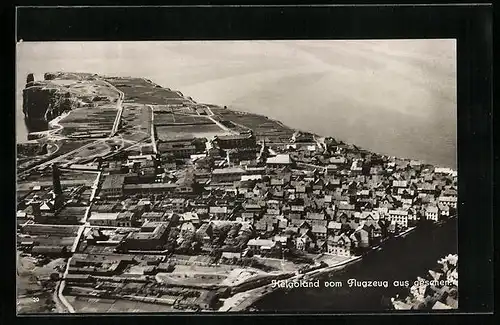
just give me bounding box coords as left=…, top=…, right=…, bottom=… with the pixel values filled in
left=119, top=104, right=152, bottom=142
left=210, top=108, right=294, bottom=142
left=59, top=106, right=117, bottom=137
left=105, top=77, right=189, bottom=106
left=154, top=113, right=212, bottom=125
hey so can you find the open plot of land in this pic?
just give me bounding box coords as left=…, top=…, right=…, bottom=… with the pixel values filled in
left=17, top=142, right=58, bottom=158
left=121, top=104, right=146, bottom=130
left=17, top=252, right=66, bottom=291
left=171, top=264, right=227, bottom=273
left=156, top=272, right=227, bottom=286
left=17, top=251, right=66, bottom=314
left=164, top=98, right=193, bottom=105
left=211, top=108, right=295, bottom=142
left=119, top=105, right=151, bottom=142
left=47, top=139, right=95, bottom=159
left=215, top=119, right=250, bottom=133
left=59, top=170, right=99, bottom=182
left=174, top=106, right=198, bottom=115
left=156, top=124, right=229, bottom=141
left=17, top=141, right=80, bottom=172
left=18, top=176, right=95, bottom=193
left=17, top=189, right=33, bottom=202
left=19, top=233, right=77, bottom=247
left=105, top=77, right=157, bottom=89
left=17, top=292, right=55, bottom=314
left=314, top=253, right=351, bottom=266
left=17, top=139, right=95, bottom=174
left=21, top=224, right=80, bottom=236
left=50, top=79, right=119, bottom=101
left=155, top=260, right=271, bottom=288
left=154, top=113, right=212, bottom=125
left=125, top=265, right=149, bottom=275
left=51, top=140, right=115, bottom=167
left=252, top=256, right=302, bottom=273
left=18, top=170, right=52, bottom=185
left=220, top=268, right=270, bottom=287
left=152, top=105, right=173, bottom=113
left=153, top=112, right=176, bottom=124
left=66, top=141, right=111, bottom=159
left=105, top=77, right=185, bottom=105
left=19, top=167, right=95, bottom=187
left=120, top=131, right=150, bottom=143
left=66, top=296, right=178, bottom=313
left=59, top=106, right=117, bottom=137
left=170, top=254, right=221, bottom=265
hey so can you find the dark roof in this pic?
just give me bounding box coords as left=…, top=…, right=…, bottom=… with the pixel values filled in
left=306, top=213, right=325, bottom=220
left=32, top=245, right=67, bottom=254
left=123, top=183, right=177, bottom=190
left=216, top=133, right=253, bottom=141
left=102, top=174, right=125, bottom=190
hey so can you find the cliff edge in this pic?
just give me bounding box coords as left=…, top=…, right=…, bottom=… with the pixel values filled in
left=22, top=72, right=96, bottom=132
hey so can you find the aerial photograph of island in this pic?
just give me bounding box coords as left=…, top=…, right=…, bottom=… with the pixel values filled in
left=16, top=40, right=458, bottom=314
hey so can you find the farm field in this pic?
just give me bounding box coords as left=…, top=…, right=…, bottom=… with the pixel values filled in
left=154, top=113, right=212, bottom=125
left=156, top=124, right=229, bottom=141
left=50, top=79, right=119, bottom=100
left=105, top=77, right=186, bottom=105
left=54, top=140, right=113, bottom=166
left=210, top=108, right=295, bottom=142
left=66, top=296, right=180, bottom=313
left=59, top=106, right=117, bottom=137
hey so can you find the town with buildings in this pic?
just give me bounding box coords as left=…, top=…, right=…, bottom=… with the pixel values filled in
left=17, top=72, right=458, bottom=313
left=391, top=254, right=458, bottom=310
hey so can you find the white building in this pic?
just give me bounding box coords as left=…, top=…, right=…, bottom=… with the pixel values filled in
left=88, top=212, right=120, bottom=226
left=438, top=196, right=457, bottom=209
left=388, top=209, right=409, bottom=228
left=425, top=206, right=439, bottom=222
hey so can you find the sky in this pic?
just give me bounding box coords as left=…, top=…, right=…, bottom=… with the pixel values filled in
left=16, top=40, right=457, bottom=167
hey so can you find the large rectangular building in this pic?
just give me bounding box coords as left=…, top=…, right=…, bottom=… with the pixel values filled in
left=157, top=138, right=206, bottom=158
left=211, top=167, right=246, bottom=183
left=214, top=132, right=256, bottom=150
left=122, top=183, right=178, bottom=195
left=100, top=175, right=125, bottom=198
left=88, top=212, right=120, bottom=226
left=118, top=223, right=170, bottom=252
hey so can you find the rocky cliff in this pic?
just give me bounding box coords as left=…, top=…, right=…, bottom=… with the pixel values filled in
left=22, top=77, right=78, bottom=132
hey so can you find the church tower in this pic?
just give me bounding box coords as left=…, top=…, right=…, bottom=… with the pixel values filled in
left=52, top=163, right=62, bottom=195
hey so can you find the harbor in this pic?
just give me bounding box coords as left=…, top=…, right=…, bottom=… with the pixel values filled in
left=251, top=217, right=457, bottom=311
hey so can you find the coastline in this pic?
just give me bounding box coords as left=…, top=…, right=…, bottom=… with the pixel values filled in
left=19, top=74, right=456, bottom=170
left=24, top=110, right=70, bottom=141
left=17, top=72, right=458, bottom=313
left=219, top=225, right=423, bottom=312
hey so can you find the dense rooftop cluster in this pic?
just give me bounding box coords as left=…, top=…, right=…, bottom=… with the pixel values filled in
left=76, top=129, right=457, bottom=259
left=17, top=73, right=457, bottom=312
left=392, top=254, right=458, bottom=310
